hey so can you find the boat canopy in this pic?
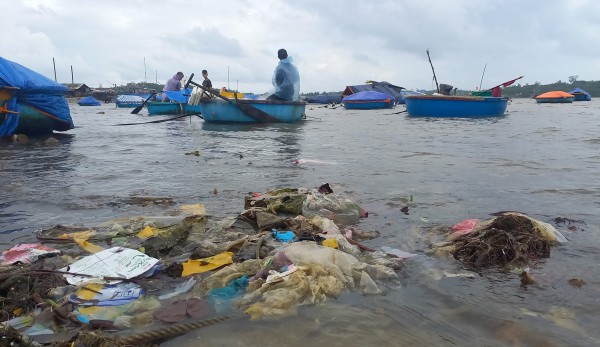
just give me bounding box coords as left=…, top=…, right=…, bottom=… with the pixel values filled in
left=342, top=81, right=404, bottom=102
left=568, top=87, right=591, bottom=101
left=0, top=56, right=72, bottom=136
left=116, top=95, right=145, bottom=103
left=163, top=88, right=192, bottom=103
left=342, top=91, right=394, bottom=103
left=535, top=91, right=574, bottom=99
left=78, top=96, right=101, bottom=106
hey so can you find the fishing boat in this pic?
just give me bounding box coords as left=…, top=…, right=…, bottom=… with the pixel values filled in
left=535, top=91, right=574, bottom=104
left=115, top=95, right=145, bottom=108
left=342, top=91, right=394, bottom=110
left=567, top=88, right=591, bottom=101
left=198, top=99, right=305, bottom=123
left=77, top=96, right=101, bottom=106
left=0, top=57, right=73, bottom=136
left=146, top=101, right=187, bottom=115
left=405, top=95, right=509, bottom=118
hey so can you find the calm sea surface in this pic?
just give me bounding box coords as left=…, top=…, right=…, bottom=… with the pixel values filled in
left=1, top=99, right=600, bottom=346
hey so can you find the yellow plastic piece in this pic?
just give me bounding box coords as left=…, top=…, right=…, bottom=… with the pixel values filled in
left=322, top=238, right=339, bottom=249
left=136, top=226, right=156, bottom=239
left=181, top=251, right=234, bottom=277
left=179, top=204, right=206, bottom=215
left=74, top=283, right=104, bottom=300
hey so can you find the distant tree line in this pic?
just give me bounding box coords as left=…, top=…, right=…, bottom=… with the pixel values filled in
left=501, top=77, right=598, bottom=98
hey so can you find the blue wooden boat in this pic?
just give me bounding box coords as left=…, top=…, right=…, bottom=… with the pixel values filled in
left=405, top=95, right=508, bottom=117
left=199, top=99, right=305, bottom=123
left=0, top=57, right=73, bottom=136
left=147, top=101, right=187, bottom=115
left=568, top=88, right=591, bottom=101
left=342, top=91, right=394, bottom=110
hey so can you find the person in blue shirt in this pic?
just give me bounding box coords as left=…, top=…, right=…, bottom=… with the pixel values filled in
left=267, top=49, right=300, bottom=101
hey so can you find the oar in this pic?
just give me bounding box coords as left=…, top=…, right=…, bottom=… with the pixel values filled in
left=131, top=92, right=156, bottom=114
left=186, top=77, right=278, bottom=123
left=114, top=113, right=202, bottom=126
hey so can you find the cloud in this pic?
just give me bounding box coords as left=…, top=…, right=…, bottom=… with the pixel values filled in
left=2, top=0, right=600, bottom=92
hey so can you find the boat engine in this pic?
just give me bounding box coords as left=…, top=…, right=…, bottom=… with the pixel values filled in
left=439, top=84, right=454, bottom=95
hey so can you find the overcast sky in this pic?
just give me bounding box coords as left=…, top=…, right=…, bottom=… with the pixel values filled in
left=4, top=0, right=600, bottom=93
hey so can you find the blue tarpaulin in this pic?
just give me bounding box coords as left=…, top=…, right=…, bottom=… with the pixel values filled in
left=568, top=87, right=592, bottom=101
left=342, top=81, right=404, bottom=104
left=163, top=88, right=192, bottom=103
left=77, top=96, right=101, bottom=106
left=0, top=56, right=73, bottom=136
left=342, top=91, right=394, bottom=102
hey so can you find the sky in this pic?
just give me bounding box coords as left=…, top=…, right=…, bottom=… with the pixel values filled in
left=3, top=0, right=600, bottom=93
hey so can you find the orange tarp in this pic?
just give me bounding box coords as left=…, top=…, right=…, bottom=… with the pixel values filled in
left=535, top=91, right=574, bottom=99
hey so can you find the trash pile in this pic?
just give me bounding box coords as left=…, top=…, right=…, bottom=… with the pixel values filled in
left=429, top=211, right=568, bottom=269
left=0, top=185, right=409, bottom=346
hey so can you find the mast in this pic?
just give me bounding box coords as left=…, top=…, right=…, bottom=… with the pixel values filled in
left=426, top=49, right=439, bottom=93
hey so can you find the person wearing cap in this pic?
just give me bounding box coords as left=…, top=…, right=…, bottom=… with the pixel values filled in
left=267, top=49, right=300, bottom=101
left=162, top=71, right=184, bottom=101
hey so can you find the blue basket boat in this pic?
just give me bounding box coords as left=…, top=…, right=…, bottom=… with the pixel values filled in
left=342, top=91, right=395, bottom=110
left=405, top=95, right=509, bottom=118
left=198, top=99, right=305, bottom=123
left=0, top=57, right=73, bottom=136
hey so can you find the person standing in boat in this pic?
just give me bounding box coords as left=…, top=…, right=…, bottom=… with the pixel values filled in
left=162, top=71, right=184, bottom=101
left=267, top=49, right=300, bottom=101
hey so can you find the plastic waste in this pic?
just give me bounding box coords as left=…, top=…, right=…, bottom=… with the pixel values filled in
left=381, top=246, right=418, bottom=259
left=0, top=244, right=61, bottom=265
left=60, top=247, right=159, bottom=285
left=68, top=282, right=144, bottom=306
left=272, top=229, right=296, bottom=243
left=302, top=192, right=363, bottom=225
left=322, top=238, right=339, bottom=249
left=208, top=275, right=249, bottom=313
left=158, top=277, right=197, bottom=300
left=181, top=251, right=234, bottom=276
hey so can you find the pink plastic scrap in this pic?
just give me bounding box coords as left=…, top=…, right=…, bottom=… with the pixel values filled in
left=449, top=219, right=479, bottom=238
left=0, top=243, right=61, bottom=265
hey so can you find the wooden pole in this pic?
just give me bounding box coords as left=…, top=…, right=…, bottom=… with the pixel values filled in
left=426, top=49, right=439, bottom=93
left=53, top=57, right=57, bottom=82
left=478, top=63, right=487, bottom=90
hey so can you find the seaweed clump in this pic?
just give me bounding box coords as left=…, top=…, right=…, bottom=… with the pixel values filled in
left=452, top=214, right=553, bottom=269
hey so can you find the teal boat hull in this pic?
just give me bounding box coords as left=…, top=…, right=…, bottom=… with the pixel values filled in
left=343, top=101, right=394, bottom=110
left=405, top=95, right=508, bottom=118
left=199, top=99, right=306, bottom=123
left=1, top=103, right=73, bottom=135
left=535, top=97, right=573, bottom=104
left=147, top=101, right=187, bottom=115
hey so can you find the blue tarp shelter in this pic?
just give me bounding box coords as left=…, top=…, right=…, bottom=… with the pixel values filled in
left=568, top=87, right=591, bottom=101
left=0, top=56, right=73, bottom=136
left=342, top=81, right=404, bottom=104
left=342, top=91, right=394, bottom=102
left=77, top=96, right=102, bottom=106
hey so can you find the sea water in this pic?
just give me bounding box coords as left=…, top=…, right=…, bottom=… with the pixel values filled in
left=1, top=99, right=599, bottom=346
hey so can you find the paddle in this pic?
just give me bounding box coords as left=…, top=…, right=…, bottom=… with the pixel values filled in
left=186, top=76, right=279, bottom=123
left=115, top=113, right=202, bottom=126
left=131, top=92, right=156, bottom=114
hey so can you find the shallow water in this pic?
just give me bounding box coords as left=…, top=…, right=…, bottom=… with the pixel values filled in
left=1, top=99, right=600, bottom=346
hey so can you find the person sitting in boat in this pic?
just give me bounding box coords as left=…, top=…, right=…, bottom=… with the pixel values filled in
left=267, top=49, right=300, bottom=101
left=200, top=69, right=214, bottom=99
left=162, top=71, right=184, bottom=101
